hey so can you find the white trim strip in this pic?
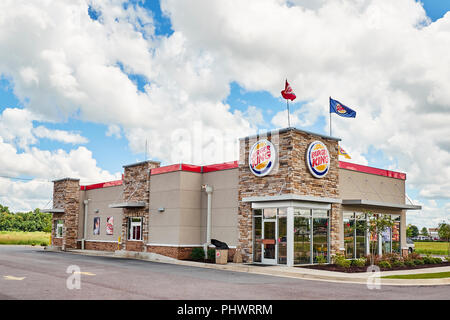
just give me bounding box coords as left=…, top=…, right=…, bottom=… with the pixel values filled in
left=252, top=200, right=331, bottom=210
left=243, top=194, right=341, bottom=204
left=84, top=240, right=119, bottom=243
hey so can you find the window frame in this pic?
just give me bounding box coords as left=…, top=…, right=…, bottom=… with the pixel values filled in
left=127, top=217, right=143, bottom=241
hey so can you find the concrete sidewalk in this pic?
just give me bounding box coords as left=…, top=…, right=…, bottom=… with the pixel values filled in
left=52, top=247, right=450, bottom=286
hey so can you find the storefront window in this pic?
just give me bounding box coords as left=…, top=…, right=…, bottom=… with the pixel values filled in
left=355, top=215, right=367, bottom=258
left=277, top=208, right=287, bottom=265
left=253, top=210, right=262, bottom=262
left=312, top=210, right=329, bottom=263
left=253, top=207, right=330, bottom=265
left=343, top=212, right=354, bottom=259
left=392, top=215, right=401, bottom=253
left=294, top=210, right=311, bottom=265
left=381, top=227, right=392, bottom=254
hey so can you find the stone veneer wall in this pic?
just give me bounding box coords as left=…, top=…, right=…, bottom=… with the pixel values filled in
left=238, top=129, right=341, bottom=262
left=51, top=178, right=80, bottom=250
left=121, top=161, right=160, bottom=251
left=85, top=241, right=122, bottom=252
left=146, top=245, right=237, bottom=261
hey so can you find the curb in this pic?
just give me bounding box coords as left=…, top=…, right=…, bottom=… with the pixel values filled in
left=57, top=249, right=450, bottom=286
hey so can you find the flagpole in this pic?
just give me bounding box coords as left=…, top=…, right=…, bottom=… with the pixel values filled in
left=329, top=96, right=332, bottom=136
left=329, top=112, right=332, bottom=136
left=287, top=100, right=291, bottom=128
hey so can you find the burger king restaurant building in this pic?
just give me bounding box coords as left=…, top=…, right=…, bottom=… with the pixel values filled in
left=45, top=128, right=421, bottom=266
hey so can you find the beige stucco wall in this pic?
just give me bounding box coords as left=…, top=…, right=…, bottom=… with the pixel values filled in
left=201, top=168, right=239, bottom=247
left=339, top=168, right=405, bottom=204
left=79, top=185, right=124, bottom=242
left=148, top=171, right=203, bottom=245
left=147, top=168, right=239, bottom=247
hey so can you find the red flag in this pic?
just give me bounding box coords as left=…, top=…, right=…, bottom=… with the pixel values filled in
left=281, top=79, right=296, bottom=101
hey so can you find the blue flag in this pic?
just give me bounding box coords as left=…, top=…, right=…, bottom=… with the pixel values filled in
left=329, top=97, right=356, bottom=118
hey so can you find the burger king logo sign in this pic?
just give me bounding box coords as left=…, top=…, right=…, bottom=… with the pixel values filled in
left=249, top=139, right=276, bottom=177
left=306, top=141, right=330, bottom=178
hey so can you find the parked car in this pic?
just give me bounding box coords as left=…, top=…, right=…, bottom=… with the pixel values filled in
left=406, top=237, right=415, bottom=253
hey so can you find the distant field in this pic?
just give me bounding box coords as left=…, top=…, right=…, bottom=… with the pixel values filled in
left=414, top=242, right=449, bottom=256
left=0, top=231, right=50, bottom=245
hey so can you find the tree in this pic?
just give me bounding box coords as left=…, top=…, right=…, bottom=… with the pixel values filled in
left=357, top=211, right=394, bottom=265
left=406, top=224, right=419, bottom=238
left=438, top=222, right=450, bottom=257
left=420, top=227, right=429, bottom=237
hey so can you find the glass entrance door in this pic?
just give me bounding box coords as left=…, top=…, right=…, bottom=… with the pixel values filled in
left=262, top=220, right=277, bottom=264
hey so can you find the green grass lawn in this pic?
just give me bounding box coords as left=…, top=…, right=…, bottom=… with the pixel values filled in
left=414, top=241, right=450, bottom=256
left=0, top=231, right=50, bottom=246
left=382, top=272, right=450, bottom=280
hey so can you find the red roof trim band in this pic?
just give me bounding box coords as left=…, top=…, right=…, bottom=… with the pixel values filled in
left=81, top=160, right=405, bottom=190
left=339, top=161, right=406, bottom=180
left=202, top=161, right=239, bottom=173
left=80, top=179, right=123, bottom=191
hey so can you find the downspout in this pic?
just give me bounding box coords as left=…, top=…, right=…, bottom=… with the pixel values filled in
left=202, top=185, right=213, bottom=258
left=82, top=199, right=90, bottom=250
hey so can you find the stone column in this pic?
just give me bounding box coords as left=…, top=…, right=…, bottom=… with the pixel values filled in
left=51, top=178, right=80, bottom=250
left=121, top=160, right=160, bottom=252
left=330, top=203, right=343, bottom=258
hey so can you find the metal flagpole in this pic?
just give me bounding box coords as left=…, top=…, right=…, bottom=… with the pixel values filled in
left=287, top=100, right=291, bottom=128
left=329, top=112, right=332, bottom=136
left=329, top=96, right=332, bottom=136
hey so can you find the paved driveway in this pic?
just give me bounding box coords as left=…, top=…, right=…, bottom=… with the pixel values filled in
left=0, top=246, right=449, bottom=300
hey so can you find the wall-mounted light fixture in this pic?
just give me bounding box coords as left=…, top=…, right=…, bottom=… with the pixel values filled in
left=95, top=209, right=100, bottom=213
left=158, top=207, right=165, bottom=213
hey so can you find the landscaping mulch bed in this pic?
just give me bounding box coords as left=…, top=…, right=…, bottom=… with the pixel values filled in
left=298, top=262, right=450, bottom=273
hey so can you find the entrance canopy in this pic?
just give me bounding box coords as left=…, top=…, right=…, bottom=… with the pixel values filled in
left=341, top=199, right=421, bottom=210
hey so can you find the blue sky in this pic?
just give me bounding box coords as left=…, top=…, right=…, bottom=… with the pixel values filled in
left=0, top=0, right=449, bottom=228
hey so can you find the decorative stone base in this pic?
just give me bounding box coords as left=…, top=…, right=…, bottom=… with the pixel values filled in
left=146, top=245, right=237, bottom=261
left=85, top=241, right=122, bottom=251
left=126, top=241, right=144, bottom=252
left=52, top=238, right=63, bottom=247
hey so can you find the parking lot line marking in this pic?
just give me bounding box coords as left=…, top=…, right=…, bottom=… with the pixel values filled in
left=73, top=271, right=96, bottom=276
left=3, top=275, right=26, bottom=281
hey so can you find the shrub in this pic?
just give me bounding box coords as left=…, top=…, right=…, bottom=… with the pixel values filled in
left=207, top=249, right=216, bottom=262
left=377, top=260, right=392, bottom=269
left=446, top=256, right=450, bottom=263
left=365, top=254, right=381, bottom=265
left=404, top=259, right=415, bottom=267
left=423, top=256, right=435, bottom=264
left=334, top=254, right=351, bottom=268
left=30, top=242, right=36, bottom=246
left=383, top=253, right=403, bottom=264
left=433, top=257, right=443, bottom=264
left=315, top=255, right=327, bottom=264
left=190, top=247, right=205, bottom=261
left=414, top=259, right=424, bottom=265
left=392, top=260, right=405, bottom=268
left=40, top=242, right=47, bottom=246
left=408, top=252, right=421, bottom=260
left=351, top=258, right=366, bottom=267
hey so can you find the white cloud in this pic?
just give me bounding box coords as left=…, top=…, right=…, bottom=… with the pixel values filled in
left=0, top=0, right=449, bottom=226
left=105, top=124, right=121, bottom=138
left=0, top=108, right=118, bottom=211
left=161, top=0, right=450, bottom=201
left=33, top=126, right=88, bottom=144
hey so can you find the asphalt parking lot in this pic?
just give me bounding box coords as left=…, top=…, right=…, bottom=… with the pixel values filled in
left=0, top=246, right=449, bottom=300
